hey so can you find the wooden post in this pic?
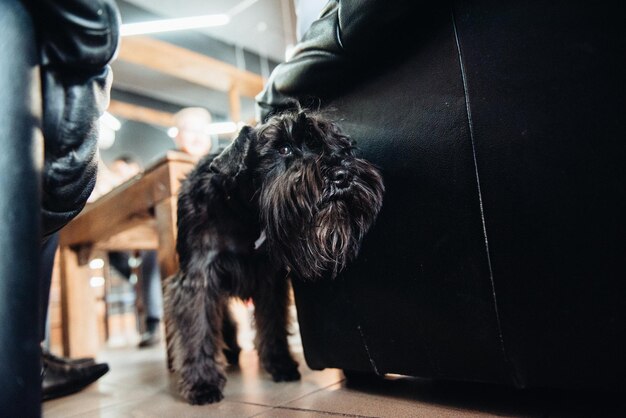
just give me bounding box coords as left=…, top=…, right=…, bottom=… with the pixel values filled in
left=155, top=196, right=179, bottom=370
left=155, top=196, right=179, bottom=279
left=59, top=246, right=99, bottom=358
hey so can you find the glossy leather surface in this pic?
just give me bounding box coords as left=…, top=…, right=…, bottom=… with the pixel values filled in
left=259, top=0, right=626, bottom=390
left=454, top=0, right=626, bottom=389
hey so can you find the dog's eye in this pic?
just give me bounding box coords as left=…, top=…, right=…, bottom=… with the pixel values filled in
left=278, top=145, right=292, bottom=156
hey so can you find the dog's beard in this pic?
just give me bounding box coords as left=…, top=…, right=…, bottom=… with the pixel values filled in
left=260, top=158, right=384, bottom=280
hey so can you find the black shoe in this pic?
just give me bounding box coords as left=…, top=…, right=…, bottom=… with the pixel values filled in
left=138, top=328, right=161, bottom=348
left=42, top=350, right=95, bottom=367
left=42, top=356, right=109, bottom=401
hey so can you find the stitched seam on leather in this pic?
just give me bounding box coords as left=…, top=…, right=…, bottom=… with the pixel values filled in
left=356, top=325, right=380, bottom=376
left=451, top=11, right=512, bottom=373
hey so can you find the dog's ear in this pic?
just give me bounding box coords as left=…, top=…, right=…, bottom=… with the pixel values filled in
left=210, top=125, right=255, bottom=178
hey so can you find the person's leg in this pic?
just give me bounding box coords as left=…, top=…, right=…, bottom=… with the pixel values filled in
left=108, top=250, right=163, bottom=347
left=39, top=235, right=110, bottom=401
left=40, top=233, right=59, bottom=343
left=138, top=250, right=163, bottom=347
left=108, top=251, right=132, bottom=278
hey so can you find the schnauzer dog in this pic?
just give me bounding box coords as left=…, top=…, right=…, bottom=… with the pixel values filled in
left=165, top=110, right=384, bottom=405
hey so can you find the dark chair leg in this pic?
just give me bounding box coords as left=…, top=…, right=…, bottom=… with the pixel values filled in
left=0, top=1, right=43, bottom=416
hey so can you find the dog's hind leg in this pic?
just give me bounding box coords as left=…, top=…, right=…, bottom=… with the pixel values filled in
left=252, top=266, right=301, bottom=382
left=165, top=272, right=227, bottom=405
left=221, top=303, right=241, bottom=366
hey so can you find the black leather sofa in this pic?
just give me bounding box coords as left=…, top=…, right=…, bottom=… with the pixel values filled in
left=257, top=0, right=626, bottom=391
left=0, top=1, right=118, bottom=415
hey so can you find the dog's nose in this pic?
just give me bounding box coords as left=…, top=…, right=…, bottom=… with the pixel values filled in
left=331, top=169, right=350, bottom=188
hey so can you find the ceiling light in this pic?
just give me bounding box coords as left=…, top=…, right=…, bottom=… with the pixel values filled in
left=121, top=14, right=230, bottom=36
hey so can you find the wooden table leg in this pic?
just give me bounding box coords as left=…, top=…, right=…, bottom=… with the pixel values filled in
left=155, top=196, right=179, bottom=370
left=59, top=246, right=99, bottom=358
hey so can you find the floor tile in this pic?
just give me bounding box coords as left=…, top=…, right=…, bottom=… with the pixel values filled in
left=252, top=407, right=365, bottom=417
left=96, top=345, right=170, bottom=391
left=223, top=350, right=344, bottom=406
left=43, top=382, right=159, bottom=418
left=283, top=376, right=550, bottom=418
left=283, top=383, right=481, bottom=418
left=81, top=398, right=271, bottom=418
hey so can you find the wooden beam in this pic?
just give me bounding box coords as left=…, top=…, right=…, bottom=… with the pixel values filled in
left=93, top=218, right=159, bottom=251
left=108, top=99, right=175, bottom=127
left=118, top=36, right=265, bottom=98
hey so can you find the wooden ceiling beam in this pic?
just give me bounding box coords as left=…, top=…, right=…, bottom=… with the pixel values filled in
left=118, top=36, right=265, bottom=99
left=108, top=99, right=175, bottom=127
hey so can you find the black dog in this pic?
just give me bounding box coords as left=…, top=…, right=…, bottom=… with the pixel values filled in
left=165, top=110, right=384, bottom=404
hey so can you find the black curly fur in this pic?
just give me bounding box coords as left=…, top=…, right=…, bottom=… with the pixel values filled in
left=165, top=110, right=384, bottom=405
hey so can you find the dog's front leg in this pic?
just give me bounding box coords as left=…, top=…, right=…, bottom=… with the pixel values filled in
left=166, top=273, right=227, bottom=404
left=252, top=263, right=301, bottom=382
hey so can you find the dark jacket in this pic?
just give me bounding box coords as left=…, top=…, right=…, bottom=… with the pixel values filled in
left=255, top=0, right=444, bottom=121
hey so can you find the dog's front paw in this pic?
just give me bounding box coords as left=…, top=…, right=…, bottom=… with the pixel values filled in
left=183, top=382, right=225, bottom=405
left=180, top=372, right=226, bottom=405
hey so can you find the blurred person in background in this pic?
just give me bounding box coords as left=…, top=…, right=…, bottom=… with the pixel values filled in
left=172, top=107, right=217, bottom=158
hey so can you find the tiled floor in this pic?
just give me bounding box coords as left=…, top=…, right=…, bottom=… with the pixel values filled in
left=43, top=341, right=624, bottom=418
